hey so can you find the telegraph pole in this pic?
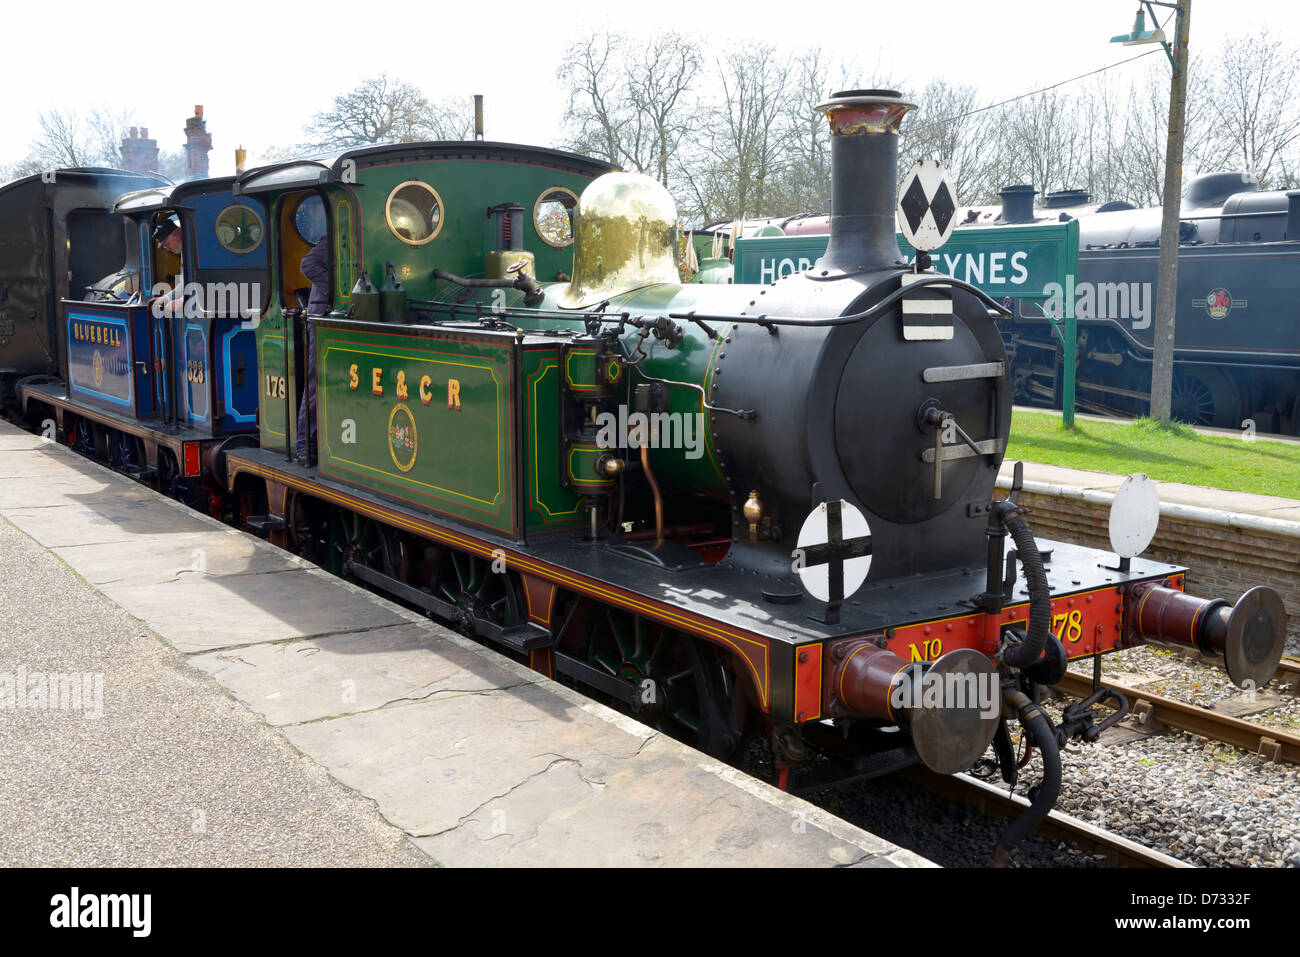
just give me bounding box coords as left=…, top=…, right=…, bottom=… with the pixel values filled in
left=1149, top=0, right=1191, bottom=424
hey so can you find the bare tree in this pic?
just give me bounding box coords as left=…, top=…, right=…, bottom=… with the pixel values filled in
left=305, top=75, right=469, bottom=148
left=557, top=31, right=701, bottom=186
left=87, top=107, right=131, bottom=167
left=900, top=79, right=996, bottom=205
left=996, top=91, right=1088, bottom=200
left=628, top=32, right=701, bottom=186
left=20, top=105, right=133, bottom=172
left=427, top=95, right=476, bottom=140
left=0, top=155, right=47, bottom=183
left=1204, top=31, right=1300, bottom=188
left=680, top=46, right=795, bottom=222
left=1111, top=55, right=1214, bottom=206
left=37, top=109, right=90, bottom=166
left=557, top=33, right=632, bottom=167
left=767, top=49, right=874, bottom=215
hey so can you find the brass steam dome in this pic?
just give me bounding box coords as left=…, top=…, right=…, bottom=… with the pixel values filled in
left=557, top=172, right=681, bottom=308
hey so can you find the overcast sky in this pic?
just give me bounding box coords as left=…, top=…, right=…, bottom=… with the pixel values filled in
left=3, top=0, right=1296, bottom=177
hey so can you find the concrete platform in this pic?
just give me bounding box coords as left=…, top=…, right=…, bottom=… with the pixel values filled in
left=0, top=419, right=928, bottom=868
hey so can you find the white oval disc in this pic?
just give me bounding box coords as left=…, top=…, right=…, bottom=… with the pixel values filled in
left=897, top=159, right=958, bottom=252
left=1108, top=473, right=1160, bottom=558
left=795, top=500, right=873, bottom=603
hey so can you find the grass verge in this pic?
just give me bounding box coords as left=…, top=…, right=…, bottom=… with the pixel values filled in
left=1005, top=411, right=1300, bottom=499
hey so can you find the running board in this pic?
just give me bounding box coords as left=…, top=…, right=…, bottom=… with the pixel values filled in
left=344, top=559, right=551, bottom=653
left=552, top=651, right=642, bottom=707
left=123, top=465, right=157, bottom=482
left=245, top=514, right=286, bottom=533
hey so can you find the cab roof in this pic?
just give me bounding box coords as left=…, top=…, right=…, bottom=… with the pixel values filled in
left=112, top=175, right=239, bottom=215
left=232, top=140, right=617, bottom=195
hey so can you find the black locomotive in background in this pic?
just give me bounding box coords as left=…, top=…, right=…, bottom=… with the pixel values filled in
left=996, top=173, right=1300, bottom=432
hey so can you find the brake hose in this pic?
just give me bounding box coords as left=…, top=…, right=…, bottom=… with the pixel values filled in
left=998, top=506, right=1050, bottom=671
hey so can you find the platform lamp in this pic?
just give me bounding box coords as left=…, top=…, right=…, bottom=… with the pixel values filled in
left=1111, top=1, right=1190, bottom=425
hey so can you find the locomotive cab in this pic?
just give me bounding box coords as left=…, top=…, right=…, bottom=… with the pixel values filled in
left=17, top=175, right=268, bottom=495
left=1, top=167, right=167, bottom=411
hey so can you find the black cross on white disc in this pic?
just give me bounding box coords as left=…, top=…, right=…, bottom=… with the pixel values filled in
left=897, top=159, right=958, bottom=253
left=795, top=500, right=873, bottom=604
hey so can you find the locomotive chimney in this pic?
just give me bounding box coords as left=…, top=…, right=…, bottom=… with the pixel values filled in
left=999, top=184, right=1037, bottom=224
left=813, top=89, right=915, bottom=274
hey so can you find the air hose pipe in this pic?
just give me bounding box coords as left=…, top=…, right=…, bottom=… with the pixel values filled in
left=991, top=688, right=1062, bottom=866
left=997, top=505, right=1050, bottom=671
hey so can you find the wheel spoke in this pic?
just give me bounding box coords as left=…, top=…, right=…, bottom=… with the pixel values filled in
left=645, top=630, right=667, bottom=673
left=672, top=709, right=701, bottom=734
left=610, top=613, right=632, bottom=661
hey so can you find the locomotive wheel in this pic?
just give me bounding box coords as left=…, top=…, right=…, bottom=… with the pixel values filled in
left=1171, top=368, right=1240, bottom=428
left=71, top=418, right=96, bottom=456
left=432, top=549, right=525, bottom=637
left=326, top=511, right=396, bottom=579
left=585, top=609, right=740, bottom=760
left=155, top=449, right=194, bottom=506
left=287, top=495, right=329, bottom=566
left=91, top=424, right=112, bottom=462
left=110, top=432, right=145, bottom=473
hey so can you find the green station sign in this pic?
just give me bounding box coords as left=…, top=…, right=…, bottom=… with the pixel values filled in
left=732, top=221, right=1079, bottom=301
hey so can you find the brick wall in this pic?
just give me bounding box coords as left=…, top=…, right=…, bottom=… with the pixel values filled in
left=1011, top=486, right=1300, bottom=650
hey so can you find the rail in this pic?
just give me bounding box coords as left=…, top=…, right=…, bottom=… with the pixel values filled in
left=907, top=768, right=1188, bottom=867
left=1053, top=670, right=1300, bottom=764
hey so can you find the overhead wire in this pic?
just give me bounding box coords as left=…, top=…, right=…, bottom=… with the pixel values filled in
left=907, top=48, right=1164, bottom=135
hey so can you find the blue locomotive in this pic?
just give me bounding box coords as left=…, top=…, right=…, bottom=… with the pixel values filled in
left=16, top=174, right=267, bottom=510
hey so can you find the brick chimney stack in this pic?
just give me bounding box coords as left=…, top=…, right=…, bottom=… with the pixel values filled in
left=184, top=105, right=212, bottom=181
left=120, top=126, right=159, bottom=174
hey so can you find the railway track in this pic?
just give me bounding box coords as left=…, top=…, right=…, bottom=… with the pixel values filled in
left=1269, top=656, right=1300, bottom=692
left=1053, top=666, right=1300, bottom=765
left=906, top=768, right=1187, bottom=867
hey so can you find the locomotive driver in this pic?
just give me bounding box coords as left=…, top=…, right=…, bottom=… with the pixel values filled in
left=151, top=217, right=186, bottom=317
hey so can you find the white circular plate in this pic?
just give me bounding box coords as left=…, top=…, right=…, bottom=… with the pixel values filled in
left=1108, top=473, right=1160, bottom=559
left=795, top=500, right=873, bottom=603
